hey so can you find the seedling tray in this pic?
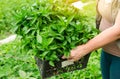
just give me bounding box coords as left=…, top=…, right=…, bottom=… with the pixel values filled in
left=35, top=53, right=91, bottom=79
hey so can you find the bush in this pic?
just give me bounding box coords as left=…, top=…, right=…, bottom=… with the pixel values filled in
left=12, top=0, right=98, bottom=66
left=0, top=0, right=35, bottom=39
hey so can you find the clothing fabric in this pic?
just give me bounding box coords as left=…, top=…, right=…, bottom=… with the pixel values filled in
left=96, top=0, right=120, bottom=79
left=96, top=0, right=120, bottom=29
left=100, top=50, right=120, bottom=79
left=96, top=0, right=120, bottom=57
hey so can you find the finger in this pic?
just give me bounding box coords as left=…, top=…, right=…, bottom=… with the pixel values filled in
left=68, top=58, right=79, bottom=62
left=67, top=56, right=73, bottom=60
left=62, top=55, right=68, bottom=59
left=68, top=59, right=75, bottom=62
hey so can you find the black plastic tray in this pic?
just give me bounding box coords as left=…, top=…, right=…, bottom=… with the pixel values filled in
left=35, top=53, right=91, bottom=79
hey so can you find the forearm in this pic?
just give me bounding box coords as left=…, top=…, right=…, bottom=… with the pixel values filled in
left=83, top=25, right=120, bottom=53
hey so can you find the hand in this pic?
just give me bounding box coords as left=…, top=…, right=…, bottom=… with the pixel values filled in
left=62, top=45, right=88, bottom=62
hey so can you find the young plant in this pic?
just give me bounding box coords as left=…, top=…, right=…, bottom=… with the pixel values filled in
left=12, top=0, right=98, bottom=66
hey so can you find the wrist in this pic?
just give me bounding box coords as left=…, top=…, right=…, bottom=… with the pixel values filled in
left=82, top=44, right=93, bottom=54
left=76, top=44, right=91, bottom=56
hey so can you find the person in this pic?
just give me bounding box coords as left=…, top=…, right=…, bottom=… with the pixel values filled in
left=62, top=0, right=120, bottom=79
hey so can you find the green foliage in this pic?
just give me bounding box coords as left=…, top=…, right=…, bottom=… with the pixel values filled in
left=0, top=0, right=35, bottom=39
left=12, top=0, right=98, bottom=66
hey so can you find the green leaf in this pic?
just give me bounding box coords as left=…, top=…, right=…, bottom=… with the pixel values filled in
left=66, top=36, right=71, bottom=43
left=25, top=28, right=35, bottom=34
left=66, top=15, right=75, bottom=26
left=47, top=38, right=54, bottom=46
left=49, top=45, right=57, bottom=50
left=43, top=51, right=49, bottom=56
left=23, top=26, right=28, bottom=34
left=31, top=16, right=37, bottom=25
left=55, top=34, right=64, bottom=41
left=62, top=41, right=67, bottom=46
left=66, top=27, right=74, bottom=32
left=49, top=61, right=55, bottom=67
left=64, top=51, right=70, bottom=57
left=37, top=30, right=42, bottom=44
left=19, top=70, right=26, bottom=78
left=82, top=38, right=88, bottom=43
left=59, top=26, right=67, bottom=33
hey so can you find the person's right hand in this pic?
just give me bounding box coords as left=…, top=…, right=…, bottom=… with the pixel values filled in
left=62, top=44, right=88, bottom=62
